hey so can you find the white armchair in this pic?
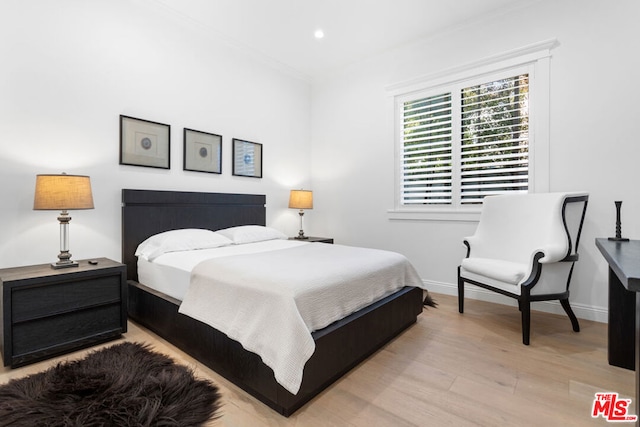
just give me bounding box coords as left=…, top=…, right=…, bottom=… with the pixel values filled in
left=458, top=192, right=588, bottom=345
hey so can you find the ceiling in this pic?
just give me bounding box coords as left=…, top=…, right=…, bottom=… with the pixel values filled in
left=154, top=0, right=540, bottom=80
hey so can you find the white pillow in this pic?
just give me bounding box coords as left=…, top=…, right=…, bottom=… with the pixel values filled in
left=215, top=225, right=287, bottom=244
left=135, top=228, right=233, bottom=261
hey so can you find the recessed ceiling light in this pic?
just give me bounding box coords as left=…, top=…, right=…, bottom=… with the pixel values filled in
left=314, top=29, right=324, bottom=39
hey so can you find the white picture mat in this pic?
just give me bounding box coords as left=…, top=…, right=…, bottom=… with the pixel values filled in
left=184, top=129, right=222, bottom=173
left=121, top=116, right=170, bottom=168
left=233, top=139, right=262, bottom=177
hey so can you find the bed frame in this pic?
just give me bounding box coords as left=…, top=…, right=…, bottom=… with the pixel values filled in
left=122, top=189, right=423, bottom=416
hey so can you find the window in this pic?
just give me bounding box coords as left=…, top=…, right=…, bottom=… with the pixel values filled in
left=402, top=73, right=529, bottom=206
left=460, top=74, right=529, bottom=204
left=389, top=40, right=553, bottom=220
left=402, top=92, right=453, bottom=205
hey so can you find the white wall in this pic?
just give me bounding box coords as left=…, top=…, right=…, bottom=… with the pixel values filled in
left=310, top=0, right=640, bottom=321
left=0, top=0, right=311, bottom=268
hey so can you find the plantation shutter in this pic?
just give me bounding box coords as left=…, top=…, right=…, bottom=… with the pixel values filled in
left=459, top=74, right=529, bottom=204
left=401, top=92, right=453, bottom=205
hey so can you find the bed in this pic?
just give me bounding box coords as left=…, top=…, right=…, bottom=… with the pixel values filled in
left=122, top=189, right=424, bottom=416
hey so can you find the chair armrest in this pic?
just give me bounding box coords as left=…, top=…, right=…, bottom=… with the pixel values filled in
left=464, top=236, right=567, bottom=265
left=462, top=236, right=478, bottom=258
left=536, top=242, right=569, bottom=264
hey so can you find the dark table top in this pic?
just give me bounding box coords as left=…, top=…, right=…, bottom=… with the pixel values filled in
left=596, top=238, right=640, bottom=292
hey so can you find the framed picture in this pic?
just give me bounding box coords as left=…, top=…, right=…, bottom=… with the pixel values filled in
left=232, top=138, right=262, bottom=178
left=183, top=128, right=222, bottom=174
left=120, top=115, right=170, bottom=169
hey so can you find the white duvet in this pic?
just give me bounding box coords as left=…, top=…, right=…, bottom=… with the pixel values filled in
left=177, top=241, right=424, bottom=395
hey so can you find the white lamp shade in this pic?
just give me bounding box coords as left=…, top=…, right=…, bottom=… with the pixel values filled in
left=34, top=174, right=94, bottom=210
left=289, top=190, right=313, bottom=210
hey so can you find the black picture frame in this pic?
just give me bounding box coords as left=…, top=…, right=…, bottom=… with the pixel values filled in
left=183, top=128, right=222, bottom=174
left=119, top=115, right=170, bottom=169
left=232, top=138, right=262, bottom=178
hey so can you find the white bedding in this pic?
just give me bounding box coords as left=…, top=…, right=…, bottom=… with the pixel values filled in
left=138, top=239, right=424, bottom=395
left=138, top=240, right=306, bottom=300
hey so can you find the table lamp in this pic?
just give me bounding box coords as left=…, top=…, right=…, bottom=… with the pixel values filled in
left=33, top=173, right=94, bottom=268
left=288, top=189, right=313, bottom=239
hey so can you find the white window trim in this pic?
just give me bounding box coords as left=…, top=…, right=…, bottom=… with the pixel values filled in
left=387, top=39, right=556, bottom=222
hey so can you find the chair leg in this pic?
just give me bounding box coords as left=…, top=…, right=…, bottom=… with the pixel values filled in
left=521, top=299, right=531, bottom=345
left=560, top=298, right=580, bottom=332
left=457, top=268, right=464, bottom=313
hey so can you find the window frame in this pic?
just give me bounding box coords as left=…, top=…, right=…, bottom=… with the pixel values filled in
left=387, top=39, right=555, bottom=222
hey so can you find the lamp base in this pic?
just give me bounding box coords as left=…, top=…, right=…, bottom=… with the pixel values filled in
left=608, top=237, right=630, bottom=242
left=295, top=228, right=309, bottom=239
left=52, top=222, right=78, bottom=269
left=51, top=260, right=79, bottom=269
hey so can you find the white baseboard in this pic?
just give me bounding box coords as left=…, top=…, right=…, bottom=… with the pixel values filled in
left=424, top=280, right=608, bottom=324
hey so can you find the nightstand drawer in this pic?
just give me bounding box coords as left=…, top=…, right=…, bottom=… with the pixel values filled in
left=12, top=304, right=122, bottom=357
left=12, top=275, right=121, bottom=323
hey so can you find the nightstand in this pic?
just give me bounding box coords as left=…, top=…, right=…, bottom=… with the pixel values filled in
left=289, top=236, right=334, bottom=244
left=0, top=258, right=127, bottom=368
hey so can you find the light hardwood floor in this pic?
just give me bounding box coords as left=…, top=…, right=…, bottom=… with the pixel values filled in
left=0, top=293, right=634, bottom=426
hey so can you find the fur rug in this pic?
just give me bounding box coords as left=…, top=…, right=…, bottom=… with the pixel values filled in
left=0, top=342, right=221, bottom=426
left=423, top=290, right=438, bottom=308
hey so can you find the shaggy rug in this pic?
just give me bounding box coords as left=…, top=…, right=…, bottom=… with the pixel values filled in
left=0, top=342, right=221, bottom=426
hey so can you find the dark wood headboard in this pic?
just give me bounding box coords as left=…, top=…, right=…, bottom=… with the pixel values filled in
left=122, top=189, right=266, bottom=281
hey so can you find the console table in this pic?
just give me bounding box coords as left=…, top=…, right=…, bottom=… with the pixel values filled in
left=596, top=238, right=640, bottom=419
